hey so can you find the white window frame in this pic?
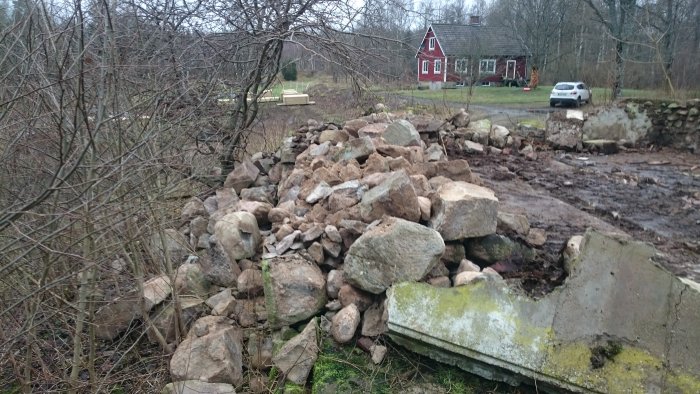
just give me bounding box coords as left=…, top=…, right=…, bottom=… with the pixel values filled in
left=422, top=60, right=429, bottom=74
left=429, top=37, right=435, bottom=50
left=434, top=59, right=441, bottom=74
left=455, top=58, right=469, bottom=73
left=479, top=59, right=496, bottom=74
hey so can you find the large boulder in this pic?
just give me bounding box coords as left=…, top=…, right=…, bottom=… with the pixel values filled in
left=429, top=181, right=498, bottom=241
left=344, top=217, right=445, bottom=294
left=383, top=120, right=421, bottom=147
left=214, top=212, right=261, bottom=262
left=272, top=319, right=319, bottom=385
left=170, top=316, right=243, bottom=385
left=359, top=170, right=420, bottom=223
left=262, top=255, right=327, bottom=328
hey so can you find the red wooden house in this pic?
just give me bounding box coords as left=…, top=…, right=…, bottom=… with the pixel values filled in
left=416, top=20, right=530, bottom=89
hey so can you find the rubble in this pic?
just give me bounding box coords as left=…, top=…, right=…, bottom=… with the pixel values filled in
left=142, top=106, right=700, bottom=392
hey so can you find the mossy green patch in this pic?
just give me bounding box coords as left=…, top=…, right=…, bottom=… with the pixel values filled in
left=312, top=338, right=386, bottom=394
left=283, top=382, right=305, bottom=394
left=667, top=372, right=700, bottom=393
left=543, top=342, right=664, bottom=393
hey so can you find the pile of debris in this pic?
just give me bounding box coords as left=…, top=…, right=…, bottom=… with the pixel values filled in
left=94, top=106, right=578, bottom=393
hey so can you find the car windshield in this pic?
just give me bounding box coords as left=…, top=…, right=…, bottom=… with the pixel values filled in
left=554, top=84, right=575, bottom=90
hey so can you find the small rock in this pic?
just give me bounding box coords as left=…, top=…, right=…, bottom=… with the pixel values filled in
left=338, top=284, right=373, bottom=312
left=497, top=211, right=530, bottom=236
left=370, top=344, right=387, bottom=364
left=453, top=271, right=486, bottom=286
left=457, top=259, right=481, bottom=273
left=272, top=319, right=319, bottom=385
left=427, top=276, right=451, bottom=288
left=276, top=230, right=300, bottom=255
left=526, top=228, right=547, bottom=246
left=237, top=269, right=264, bottom=297
left=206, top=289, right=237, bottom=317
left=324, top=225, right=342, bottom=243
left=361, top=301, right=388, bottom=337
left=247, top=332, right=273, bottom=370
left=331, top=304, right=361, bottom=344
left=306, top=181, right=333, bottom=204
left=326, top=270, right=344, bottom=299
left=308, top=242, right=324, bottom=264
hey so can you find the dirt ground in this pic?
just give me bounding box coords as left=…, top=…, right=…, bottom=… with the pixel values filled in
left=455, top=146, right=700, bottom=294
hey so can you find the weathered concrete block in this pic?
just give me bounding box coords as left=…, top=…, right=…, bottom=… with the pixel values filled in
left=386, top=230, right=700, bottom=393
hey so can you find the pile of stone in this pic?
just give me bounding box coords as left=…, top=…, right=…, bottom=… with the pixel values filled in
left=94, top=107, right=550, bottom=393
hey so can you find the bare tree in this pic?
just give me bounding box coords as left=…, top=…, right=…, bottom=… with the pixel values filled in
left=583, top=0, right=637, bottom=99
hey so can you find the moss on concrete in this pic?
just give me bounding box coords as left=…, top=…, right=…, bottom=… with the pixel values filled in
left=543, top=342, right=668, bottom=393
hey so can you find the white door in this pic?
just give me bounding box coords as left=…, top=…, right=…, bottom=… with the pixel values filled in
left=506, top=60, right=516, bottom=79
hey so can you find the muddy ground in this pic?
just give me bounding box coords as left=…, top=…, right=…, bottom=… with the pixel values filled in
left=457, top=146, right=700, bottom=291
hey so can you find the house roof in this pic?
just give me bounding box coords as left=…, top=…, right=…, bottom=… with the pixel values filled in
left=426, top=23, right=530, bottom=57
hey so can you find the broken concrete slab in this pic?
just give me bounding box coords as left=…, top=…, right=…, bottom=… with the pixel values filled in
left=386, top=230, right=700, bottom=393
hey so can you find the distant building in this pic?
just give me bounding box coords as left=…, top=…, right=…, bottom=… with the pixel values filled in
left=416, top=19, right=530, bottom=89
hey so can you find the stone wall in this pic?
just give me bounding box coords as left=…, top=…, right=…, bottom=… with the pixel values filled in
left=624, top=98, right=700, bottom=153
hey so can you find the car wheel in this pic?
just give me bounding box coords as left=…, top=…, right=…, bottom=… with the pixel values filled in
left=549, top=100, right=555, bottom=108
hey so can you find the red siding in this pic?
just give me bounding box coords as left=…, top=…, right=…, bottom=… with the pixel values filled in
left=445, top=56, right=529, bottom=85
left=416, top=29, right=446, bottom=83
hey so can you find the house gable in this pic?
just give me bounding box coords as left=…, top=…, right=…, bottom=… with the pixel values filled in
left=416, top=26, right=447, bottom=83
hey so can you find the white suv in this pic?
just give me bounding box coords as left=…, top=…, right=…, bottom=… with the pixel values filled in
left=549, top=82, right=591, bottom=108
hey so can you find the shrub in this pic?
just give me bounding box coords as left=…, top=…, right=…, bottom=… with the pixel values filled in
left=281, top=61, right=297, bottom=81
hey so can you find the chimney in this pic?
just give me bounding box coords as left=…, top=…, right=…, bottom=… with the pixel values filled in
left=468, top=15, right=481, bottom=25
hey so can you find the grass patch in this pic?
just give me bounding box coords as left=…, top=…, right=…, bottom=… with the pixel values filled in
left=391, top=85, right=699, bottom=107
left=311, top=336, right=532, bottom=394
